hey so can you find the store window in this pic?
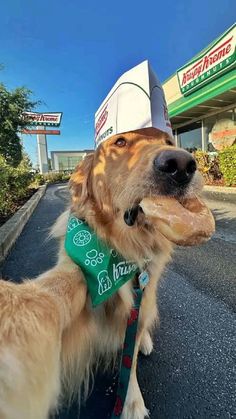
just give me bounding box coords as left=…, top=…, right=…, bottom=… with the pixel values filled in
left=177, top=121, right=202, bottom=152
left=58, top=155, right=83, bottom=171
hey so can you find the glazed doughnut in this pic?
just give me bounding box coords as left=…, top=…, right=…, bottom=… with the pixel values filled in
left=139, top=195, right=215, bottom=246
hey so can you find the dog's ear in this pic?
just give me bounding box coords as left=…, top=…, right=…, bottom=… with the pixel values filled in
left=69, top=153, right=94, bottom=207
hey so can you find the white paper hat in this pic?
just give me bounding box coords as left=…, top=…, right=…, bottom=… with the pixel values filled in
left=95, top=60, right=172, bottom=148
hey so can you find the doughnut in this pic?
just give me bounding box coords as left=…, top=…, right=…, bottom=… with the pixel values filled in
left=139, top=195, right=215, bottom=246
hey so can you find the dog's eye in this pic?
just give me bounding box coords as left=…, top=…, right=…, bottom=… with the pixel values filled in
left=166, top=139, right=174, bottom=146
left=114, top=137, right=127, bottom=147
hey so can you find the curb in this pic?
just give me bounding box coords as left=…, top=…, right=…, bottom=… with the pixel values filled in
left=202, top=185, right=236, bottom=204
left=0, top=185, right=47, bottom=265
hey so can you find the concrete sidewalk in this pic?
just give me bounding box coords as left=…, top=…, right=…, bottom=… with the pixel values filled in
left=203, top=185, right=236, bottom=204
left=0, top=185, right=47, bottom=266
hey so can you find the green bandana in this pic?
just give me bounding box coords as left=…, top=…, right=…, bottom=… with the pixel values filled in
left=64, top=215, right=139, bottom=307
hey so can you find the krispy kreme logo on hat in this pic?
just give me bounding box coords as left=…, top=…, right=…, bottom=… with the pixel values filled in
left=96, top=126, right=114, bottom=147
left=94, top=60, right=173, bottom=149
left=95, top=105, right=108, bottom=137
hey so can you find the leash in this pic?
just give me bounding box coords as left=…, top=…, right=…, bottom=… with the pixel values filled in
left=111, top=271, right=149, bottom=418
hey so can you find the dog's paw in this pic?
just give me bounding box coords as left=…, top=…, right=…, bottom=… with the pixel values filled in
left=140, top=331, right=153, bottom=356
left=121, top=378, right=149, bottom=419
left=121, top=399, right=149, bottom=419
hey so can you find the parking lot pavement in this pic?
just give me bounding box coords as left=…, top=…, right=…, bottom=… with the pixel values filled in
left=1, top=183, right=236, bottom=418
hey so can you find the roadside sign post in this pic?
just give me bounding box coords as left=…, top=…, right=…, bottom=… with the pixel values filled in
left=37, top=129, right=49, bottom=173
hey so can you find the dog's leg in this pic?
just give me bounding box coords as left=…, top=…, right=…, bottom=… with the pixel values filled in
left=0, top=279, right=62, bottom=419
left=36, top=263, right=89, bottom=397
left=139, top=271, right=160, bottom=358
left=0, top=346, right=60, bottom=419
left=0, top=264, right=87, bottom=419
left=121, top=332, right=149, bottom=419
left=139, top=329, right=153, bottom=356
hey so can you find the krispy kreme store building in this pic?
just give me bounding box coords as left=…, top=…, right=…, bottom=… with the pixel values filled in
left=163, top=23, right=236, bottom=152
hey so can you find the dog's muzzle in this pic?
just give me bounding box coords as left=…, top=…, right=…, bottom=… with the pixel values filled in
left=154, top=149, right=196, bottom=184
left=153, top=149, right=197, bottom=195
left=124, top=149, right=197, bottom=227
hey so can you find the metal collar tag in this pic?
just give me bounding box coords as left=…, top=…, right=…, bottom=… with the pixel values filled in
left=138, top=270, right=150, bottom=290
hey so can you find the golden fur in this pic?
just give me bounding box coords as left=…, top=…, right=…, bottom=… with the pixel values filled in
left=0, top=128, right=202, bottom=419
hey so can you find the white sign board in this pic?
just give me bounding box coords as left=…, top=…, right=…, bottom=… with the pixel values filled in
left=95, top=60, right=172, bottom=148
left=23, top=112, right=62, bottom=127
left=209, top=118, right=236, bottom=150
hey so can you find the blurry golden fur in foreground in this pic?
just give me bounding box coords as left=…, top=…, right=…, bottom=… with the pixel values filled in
left=0, top=128, right=204, bottom=419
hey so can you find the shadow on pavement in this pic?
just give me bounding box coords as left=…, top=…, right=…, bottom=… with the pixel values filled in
left=54, top=370, right=117, bottom=419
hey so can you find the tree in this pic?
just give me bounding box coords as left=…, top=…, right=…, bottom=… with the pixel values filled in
left=0, top=84, right=40, bottom=166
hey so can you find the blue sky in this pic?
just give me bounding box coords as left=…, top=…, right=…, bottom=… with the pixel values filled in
left=0, top=0, right=235, bottom=166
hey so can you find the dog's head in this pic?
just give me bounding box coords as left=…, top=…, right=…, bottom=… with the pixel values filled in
left=69, top=128, right=203, bottom=259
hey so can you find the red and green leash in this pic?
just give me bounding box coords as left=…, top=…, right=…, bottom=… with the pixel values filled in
left=111, top=285, right=143, bottom=418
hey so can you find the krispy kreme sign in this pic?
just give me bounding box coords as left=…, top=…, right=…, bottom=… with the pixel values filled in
left=177, top=24, right=236, bottom=95
left=23, top=112, right=62, bottom=126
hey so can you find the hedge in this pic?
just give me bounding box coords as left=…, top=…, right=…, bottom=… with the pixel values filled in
left=0, top=157, right=71, bottom=222
left=194, top=145, right=236, bottom=186
left=30, top=172, right=70, bottom=188
left=218, top=144, right=236, bottom=186
left=194, top=150, right=222, bottom=185
left=0, top=155, right=34, bottom=218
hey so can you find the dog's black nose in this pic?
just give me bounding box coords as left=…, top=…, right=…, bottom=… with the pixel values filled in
left=154, top=149, right=197, bottom=184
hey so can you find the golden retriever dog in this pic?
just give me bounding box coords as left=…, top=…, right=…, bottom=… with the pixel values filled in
left=0, top=128, right=202, bottom=419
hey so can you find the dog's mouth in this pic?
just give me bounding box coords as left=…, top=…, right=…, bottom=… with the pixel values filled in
left=124, top=206, right=142, bottom=226
left=123, top=167, right=204, bottom=227
left=123, top=187, right=196, bottom=227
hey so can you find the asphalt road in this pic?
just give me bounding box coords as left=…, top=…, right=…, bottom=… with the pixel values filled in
left=1, top=183, right=236, bottom=419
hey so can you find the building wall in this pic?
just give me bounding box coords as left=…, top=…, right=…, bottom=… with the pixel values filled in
left=163, top=74, right=182, bottom=106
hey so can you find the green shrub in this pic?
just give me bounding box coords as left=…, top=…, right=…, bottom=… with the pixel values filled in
left=0, top=155, right=34, bottom=218
left=42, top=172, right=70, bottom=184
left=219, top=145, right=236, bottom=186
left=29, top=173, right=45, bottom=188
left=30, top=172, right=71, bottom=188
left=0, top=149, right=71, bottom=222
left=194, top=151, right=210, bottom=180
left=194, top=150, right=222, bottom=184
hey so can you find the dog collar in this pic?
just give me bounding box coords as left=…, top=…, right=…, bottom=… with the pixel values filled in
left=64, top=215, right=140, bottom=307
